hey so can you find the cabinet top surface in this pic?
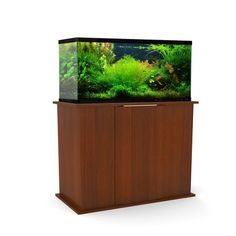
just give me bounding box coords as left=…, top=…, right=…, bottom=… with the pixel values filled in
left=53, top=101, right=199, bottom=107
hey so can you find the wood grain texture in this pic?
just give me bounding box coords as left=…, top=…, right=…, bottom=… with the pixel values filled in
left=154, top=104, right=193, bottom=198
left=56, top=192, right=195, bottom=214
left=115, top=103, right=194, bottom=205
left=57, top=103, right=115, bottom=210
left=55, top=101, right=197, bottom=213
left=79, top=106, right=115, bottom=209
left=57, top=103, right=82, bottom=207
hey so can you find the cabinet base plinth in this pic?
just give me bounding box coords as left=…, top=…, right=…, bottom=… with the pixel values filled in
left=55, top=193, right=195, bottom=214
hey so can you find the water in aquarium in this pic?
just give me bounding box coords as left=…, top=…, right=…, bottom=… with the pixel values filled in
left=59, top=39, right=191, bottom=102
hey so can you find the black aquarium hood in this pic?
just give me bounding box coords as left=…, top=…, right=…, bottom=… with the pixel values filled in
left=59, top=37, right=192, bottom=45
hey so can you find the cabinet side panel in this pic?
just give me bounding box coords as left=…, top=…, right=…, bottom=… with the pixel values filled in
left=57, top=104, right=82, bottom=206
left=79, top=106, right=115, bottom=209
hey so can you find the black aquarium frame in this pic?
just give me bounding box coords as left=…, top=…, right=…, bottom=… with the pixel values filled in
left=59, top=37, right=192, bottom=45
left=59, top=37, right=192, bottom=103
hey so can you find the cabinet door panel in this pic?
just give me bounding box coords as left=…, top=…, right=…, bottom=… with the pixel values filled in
left=115, top=104, right=193, bottom=205
left=153, top=104, right=193, bottom=198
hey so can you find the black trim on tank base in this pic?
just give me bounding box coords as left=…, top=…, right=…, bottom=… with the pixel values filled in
left=58, top=37, right=192, bottom=45
left=59, top=97, right=191, bottom=104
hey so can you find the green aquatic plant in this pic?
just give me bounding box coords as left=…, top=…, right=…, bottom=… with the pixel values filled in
left=110, top=85, right=132, bottom=97
left=148, top=44, right=191, bottom=65
left=85, top=55, right=189, bottom=99
left=147, top=44, right=191, bottom=83
left=76, top=42, right=115, bottom=95
left=59, top=42, right=78, bottom=81
left=99, top=56, right=153, bottom=88
left=59, top=41, right=191, bottom=100
left=100, top=43, right=115, bottom=65
left=77, top=42, right=115, bottom=69
left=146, top=64, right=171, bottom=90
left=59, top=42, right=79, bottom=100
left=59, top=42, right=115, bottom=91
left=175, top=81, right=190, bottom=95
left=93, top=56, right=155, bottom=97
left=76, top=52, right=101, bottom=94
left=88, top=88, right=187, bottom=100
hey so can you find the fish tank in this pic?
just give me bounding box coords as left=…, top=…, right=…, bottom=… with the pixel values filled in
left=59, top=38, right=192, bottom=103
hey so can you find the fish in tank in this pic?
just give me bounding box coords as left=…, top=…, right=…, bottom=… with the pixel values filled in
left=59, top=38, right=192, bottom=103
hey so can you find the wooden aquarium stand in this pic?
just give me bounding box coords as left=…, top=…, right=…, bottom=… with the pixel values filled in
left=54, top=101, right=198, bottom=214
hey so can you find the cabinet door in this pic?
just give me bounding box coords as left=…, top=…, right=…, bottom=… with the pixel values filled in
left=115, top=103, right=193, bottom=205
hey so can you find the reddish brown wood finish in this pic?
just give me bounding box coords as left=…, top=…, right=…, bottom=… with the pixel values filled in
left=56, top=192, right=195, bottom=214
left=115, top=103, right=193, bottom=205
left=57, top=103, right=115, bottom=210
left=55, top=101, right=197, bottom=213
left=57, top=104, right=83, bottom=207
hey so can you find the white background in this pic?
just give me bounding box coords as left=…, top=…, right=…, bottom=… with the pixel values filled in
left=0, top=0, right=235, bottom=235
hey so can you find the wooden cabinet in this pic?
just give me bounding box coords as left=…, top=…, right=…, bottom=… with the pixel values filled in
left=54, top=101, right=197, bottom=214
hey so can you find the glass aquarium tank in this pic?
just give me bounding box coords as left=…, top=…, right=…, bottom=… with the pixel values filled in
left=59, top=38, right=192, bottom=103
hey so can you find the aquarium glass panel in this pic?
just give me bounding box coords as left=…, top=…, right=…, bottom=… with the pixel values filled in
left=59, top=42, right=78, bottom=100
left=59, top=39, right=191, bottom=102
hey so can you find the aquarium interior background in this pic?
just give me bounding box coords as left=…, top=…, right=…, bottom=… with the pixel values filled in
left=59, top=39, right=192, bottom=102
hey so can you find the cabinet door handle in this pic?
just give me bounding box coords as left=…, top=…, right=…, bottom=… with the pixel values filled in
left=122, top=104, right=158, bottom=108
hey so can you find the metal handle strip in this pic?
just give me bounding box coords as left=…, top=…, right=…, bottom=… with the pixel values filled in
left=122, top=104, right=158, bottom=108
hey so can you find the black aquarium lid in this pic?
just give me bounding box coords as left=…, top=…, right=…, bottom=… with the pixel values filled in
left=58, top=37, right=192, bottom=45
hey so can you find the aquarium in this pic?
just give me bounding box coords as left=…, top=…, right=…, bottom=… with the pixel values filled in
left=59, top=38, right=192, bottom=103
